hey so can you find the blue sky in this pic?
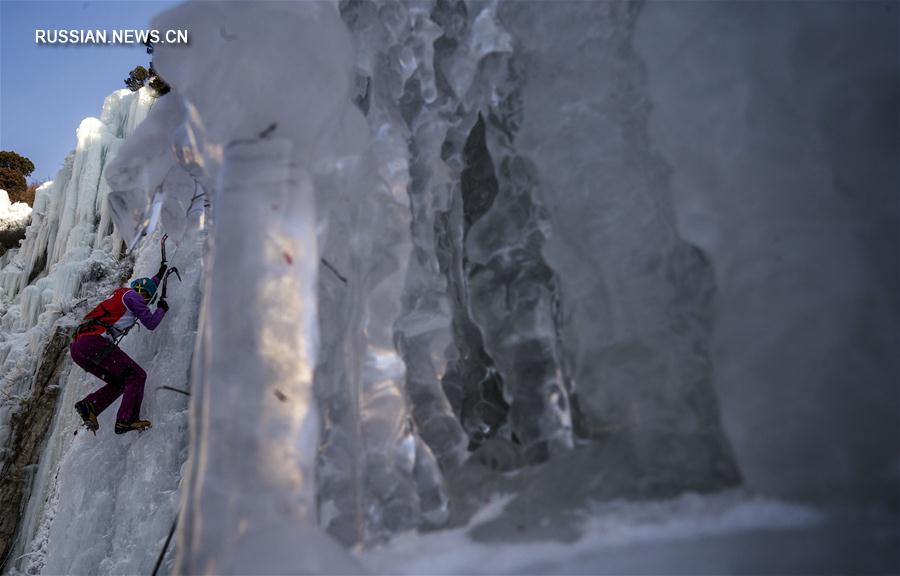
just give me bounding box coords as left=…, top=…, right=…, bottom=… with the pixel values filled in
left=1, top=1, right=178, bottom=181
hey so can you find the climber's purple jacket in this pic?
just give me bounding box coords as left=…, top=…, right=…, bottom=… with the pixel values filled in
left=118, top=288, right=166, bottom=332
left=75, top=273, right=166, bottom=341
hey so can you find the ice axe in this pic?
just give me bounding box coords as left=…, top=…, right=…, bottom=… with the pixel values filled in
left=156, top=267, right=181, bottom=303
left=160, top=233, right=169, bottom=264
left=150, top=234, right=182, bottom=304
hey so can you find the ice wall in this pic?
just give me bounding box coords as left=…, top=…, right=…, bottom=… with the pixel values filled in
left=0, top=86, right=206, bottom=576
left=635, top=1, right=899, bottom=503
left=139, top=1, right=470, bottom=552
left=0, top=88, right=152, bottom=457
left=31, top=226, right=202, bottom=576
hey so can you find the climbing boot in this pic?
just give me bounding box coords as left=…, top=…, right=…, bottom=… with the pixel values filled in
left=115, top=419, right=152, bottom=435
left=74, top=400, right=99, bottom=432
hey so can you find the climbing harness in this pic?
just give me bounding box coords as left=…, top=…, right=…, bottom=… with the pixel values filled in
left=73, top=288, right=134, bottom=341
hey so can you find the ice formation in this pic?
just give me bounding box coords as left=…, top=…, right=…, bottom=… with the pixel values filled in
left=115, top=0, right=740, bottom=566
left=0, top=0, right=896, bottom=574
left=154, top=0, right=899, bottom=569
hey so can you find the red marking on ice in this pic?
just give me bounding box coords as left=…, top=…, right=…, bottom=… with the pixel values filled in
left=283, top=252, right=294, bottom=265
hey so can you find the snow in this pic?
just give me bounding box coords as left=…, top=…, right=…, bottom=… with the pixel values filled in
left=360, top=490, right=827, bottom=574
left=0, top=190, right=32, bottom=240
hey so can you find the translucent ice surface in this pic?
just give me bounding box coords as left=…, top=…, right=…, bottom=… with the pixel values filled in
left=2, top=1, right=896, bottom=574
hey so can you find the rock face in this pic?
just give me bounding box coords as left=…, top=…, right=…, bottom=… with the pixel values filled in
left=0, top=322, right=72, bottom=570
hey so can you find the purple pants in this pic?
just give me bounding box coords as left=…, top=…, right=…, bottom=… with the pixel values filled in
left=71, top=335, right=147, bottom=422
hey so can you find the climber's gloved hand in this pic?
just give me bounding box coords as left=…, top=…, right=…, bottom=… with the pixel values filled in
left=158, top=298, right=169, bottom=312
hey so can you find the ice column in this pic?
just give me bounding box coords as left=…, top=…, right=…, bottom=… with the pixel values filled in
left=144, top=1, right=366, bottom=571
left=177, top=140, right=350, bottom=573
left=464, top=111, right=575, bottom=457
left=338, top=0, right=516, bottom=460
left=316, top=147, right=447, bottom=544
left=378, top=0, right=574, bottom=456
left=316, top=0, right=457, bottom=544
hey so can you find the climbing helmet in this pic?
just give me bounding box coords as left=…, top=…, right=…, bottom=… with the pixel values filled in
left=130, top=277, right=157, bottom=299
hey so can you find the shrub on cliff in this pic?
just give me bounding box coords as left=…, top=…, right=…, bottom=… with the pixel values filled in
left=0, top=151, right=35, bottom=204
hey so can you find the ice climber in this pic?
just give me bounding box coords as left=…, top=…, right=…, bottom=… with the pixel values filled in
left=71, top=257, right=170, bottom=435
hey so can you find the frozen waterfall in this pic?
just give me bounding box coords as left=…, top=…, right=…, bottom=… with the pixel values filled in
left=0, top=0, right=896, bottom=574
left=0, top=85, right=205, bottom=576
